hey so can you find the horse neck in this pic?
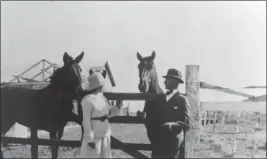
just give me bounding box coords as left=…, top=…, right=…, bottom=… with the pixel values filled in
left=148, top=68, right=164, bottom=94
left=42, top=84, right=76, bottom=100
left=144, top=68, right=164, bottom=107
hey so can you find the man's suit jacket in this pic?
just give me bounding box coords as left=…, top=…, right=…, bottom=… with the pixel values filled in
left=161, top=91, right=190, bottom=133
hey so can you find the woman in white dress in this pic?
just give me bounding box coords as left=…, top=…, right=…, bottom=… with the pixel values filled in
left=78, top=72, right=122, bottom=158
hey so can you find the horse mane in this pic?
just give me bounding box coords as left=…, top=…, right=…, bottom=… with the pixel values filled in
left=49, top=68, right=62, bottom=87
left=40, top=68, right=64, bottom=91
left=150, top=64, right=164, bottom=94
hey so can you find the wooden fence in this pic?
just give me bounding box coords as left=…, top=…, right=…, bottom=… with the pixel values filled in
left=198, top=72, right=266, bottom=158
left=2, top=65, right=266, bottom=158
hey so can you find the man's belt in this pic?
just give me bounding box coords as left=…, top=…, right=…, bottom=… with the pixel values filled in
left=91, top=115, right=108, bottom=122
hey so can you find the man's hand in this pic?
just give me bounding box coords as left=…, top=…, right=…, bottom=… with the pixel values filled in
left=161, top=122, right=177, bottom=131
left=161, top=122, right=180, bottom=131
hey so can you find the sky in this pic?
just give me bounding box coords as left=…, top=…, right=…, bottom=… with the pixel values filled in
left=1, top=1, right=266, bottom=112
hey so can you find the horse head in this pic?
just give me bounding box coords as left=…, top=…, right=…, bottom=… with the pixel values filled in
left=137, top=50, right=158, bottom=93
left=49, top=52, right=84, bottom=98
left=136, top=50, right=164, bottom=121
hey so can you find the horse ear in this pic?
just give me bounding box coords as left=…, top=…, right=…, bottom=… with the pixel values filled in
left=137, top=52, right=143, bottom=61
left=63, top=52, right=70, bottom=64
left=74, top=51, right=84, bottom=63
left=102, top=70, right=107, bottom=79
left=150, top=50, right=156, bottom=61
left=89, top=69, right=94, bottom=76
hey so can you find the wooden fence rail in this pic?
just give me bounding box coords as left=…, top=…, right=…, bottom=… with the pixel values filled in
left=104, top=92, right=165, bottom=101
left=200, top=102, right=266, bottom=113
left=200, top=82, right=255, bottom=98
left=109, top=116, right=144, bottom=124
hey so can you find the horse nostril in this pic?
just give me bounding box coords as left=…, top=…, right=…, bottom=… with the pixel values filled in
left=138, top=83, right=144, bottom=92
left=139, top=84, right=147, bottom=93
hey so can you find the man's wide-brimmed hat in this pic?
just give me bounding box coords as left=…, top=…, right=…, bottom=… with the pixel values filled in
left=162, top=68, right=184, bottom=84
left=87, top=72, right=106, bottom=91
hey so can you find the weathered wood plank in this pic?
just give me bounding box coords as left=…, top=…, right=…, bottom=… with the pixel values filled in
left=109, top=116, right=144, bottom=124
left=103, top=92, right=165, bottom=101
left=200, top=102, right=266, bottom=113
left=9, top=59, right=44, bottom=83
left=200, top=82, right=255, bottom=98
left=12, top=76, right=39, bottom=82
left=4, top=81, right=49, bottom=86
left=185, top=65, right=200, bottom=158
left=105, top=62, right=116, bottom=87
left=30, top=63, right=55, bottom=79
left=42, top=59, right=45, bottom=81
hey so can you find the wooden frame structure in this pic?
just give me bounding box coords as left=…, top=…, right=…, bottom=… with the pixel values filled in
left=6, top=59, right=89, bottom=88
left=8, top=59, right=58, bottom=84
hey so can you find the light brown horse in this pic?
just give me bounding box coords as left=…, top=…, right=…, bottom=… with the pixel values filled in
left=136, top=51, right=165, bottom=158
left=136, top=51, right=185, bottom=158
left=1, top=52, right=84, bottom=158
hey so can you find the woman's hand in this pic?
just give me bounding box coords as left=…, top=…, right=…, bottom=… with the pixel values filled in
left=88, top=131, right=95, bottom=141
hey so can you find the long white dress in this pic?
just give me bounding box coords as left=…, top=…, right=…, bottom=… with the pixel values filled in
left=77, top=93, right=121, bottom=158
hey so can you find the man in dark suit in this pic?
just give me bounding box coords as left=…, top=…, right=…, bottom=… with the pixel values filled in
left=155, top=68, right=190, bottom=158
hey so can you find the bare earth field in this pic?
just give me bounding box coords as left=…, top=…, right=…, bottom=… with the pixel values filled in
left=2, top=116, right=266, bottom=158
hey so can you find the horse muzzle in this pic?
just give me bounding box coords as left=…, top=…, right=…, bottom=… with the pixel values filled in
left=138, top=81, right=147, bottom=93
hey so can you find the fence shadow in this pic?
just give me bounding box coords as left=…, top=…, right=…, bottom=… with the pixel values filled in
left=111, top=136, right=150, bottom=158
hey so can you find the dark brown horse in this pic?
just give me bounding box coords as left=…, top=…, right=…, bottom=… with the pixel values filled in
left=1, top=52, right=84, bottom=158
left=136, top=51, right=185, bottom=158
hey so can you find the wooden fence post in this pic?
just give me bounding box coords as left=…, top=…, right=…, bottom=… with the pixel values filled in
left=253, top=112, right=259, bottom=132
left=254, top=112, right=261, bottom=132
left=207, top=111, right=211, bottom=126
left=227, top=111, right=231, bottom=124
left=185, top=65, right=200, bottom=158
left=203, top=111, right=207, bottom=126
left=212, top=111, right=217, bottom=132
left=251, top=139, right=258, bottom=158
left=221, top=111, right=225, bottom=128
left=42, top=59, right=45, bottom=81
left=235, top=112, right=241, bottom=133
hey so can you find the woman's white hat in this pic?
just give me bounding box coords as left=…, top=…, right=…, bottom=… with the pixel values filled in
left=87, top=72, right=106, bottom=91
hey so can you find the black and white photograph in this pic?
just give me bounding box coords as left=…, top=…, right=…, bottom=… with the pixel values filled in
left=1, top=1, right=266, bottom=158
